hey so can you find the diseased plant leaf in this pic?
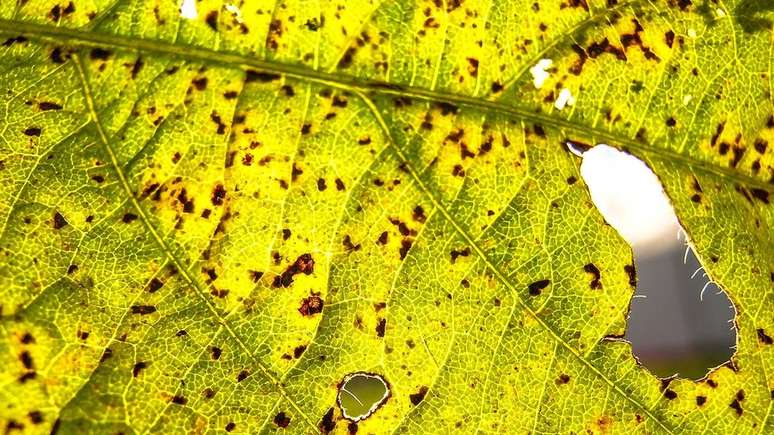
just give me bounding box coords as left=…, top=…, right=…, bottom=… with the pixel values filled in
left=0, top=0, right=772, bottom=433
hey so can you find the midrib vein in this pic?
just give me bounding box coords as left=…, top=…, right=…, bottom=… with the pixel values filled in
left=72, top=54, right=319, bottom=432
left=1, top=18, right=771, bottom=193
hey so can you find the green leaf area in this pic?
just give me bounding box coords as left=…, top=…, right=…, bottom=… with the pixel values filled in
left=0, top=0, right=772, bottom=433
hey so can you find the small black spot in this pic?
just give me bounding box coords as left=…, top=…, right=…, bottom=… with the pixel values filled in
left=664, top=389, right=677, bottom=400
left=50, top=47, right=67, bottom=63
left=210, top=346, right=222, bottom=360
left=38, top=102, right=62, bottom=111
left=245, top=70, right=280, bottom=82
left=23, top=127, right=42, bottom=136
left=319, top=407, right=336, bottom=433
left=53, top=212, right=68, bottom=229
left=225, top=422, right=236, bottom=432
left=192, top=77, right=208, bottom=91
left=376, top=318, right=386, bottom=337
left=623, top=264, right=637, bottom=287
left=170, top=395, right=187, bottom=405
left=301, top=123, right=311, bottom=134
left=132, top=361, right=147, bottom=377
left=410, top=386, right=429, bottom=405
left=566, top=176, right=577, bottom=185
left=223, top=91, right=238, bottom=99
left=759, top=328, right=774, bottom=345
left=528, top=279, right=550, bottom=296
left=666, top=117, right=676, bottom=127
left=89, top=48, right=112, bottom=60
left=273, top=254, right=315, bottom=288
left=27, top=411, right=43, bottom=425
left=211, top=184, right=226, bottom=206
left=130, top=305, right=157, bottom=315
left=730, top=398, right=743, bottom=415
left=317, top=178, right=327, bottom=191
left=237, top=370, right=249, bottom=382
left=122, top=213, right=138, bottom=223
left=205, top=11, right=218, bottom=31
left=293, top=345, right=306, bottom=358
left=750, top=188, right=769, bottom=204
left=21, top=333, right=35, bottom=344
left=584, top=263, right=602, bottom=289
left=696, top=395, right=707, bottom=406
left=274, top=412, right=291, bottom=428
left=20, top=351, right=34, bottom=369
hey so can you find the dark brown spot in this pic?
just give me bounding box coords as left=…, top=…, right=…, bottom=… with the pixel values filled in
left=273, top=254, right=314, bottom=288
left=132, top=361, right=147, bottom=377
left=225, top=422, right=236, bottom=432
left=376, top=318, right=386, bottom=337
left=27, top=411, right=43, bottom=425
left=130, top=305, right=157, bottom=315
left=528, top=279, right=550, bottom=296
left=299, top=293, right=324, bottom=316
left=211, top=184, right=226, bottom=206
left=758, top=328, right=773, bottom=345
left=274, top=412, right=291, bottom=428
left=664, top=389, right=677, bottom=400
left=122, top=213, right=138, bottom=223
left=319, top=408, right=336, bottom=433
left=23, top=127, right=41, bottom=136
left=410, top=386, right=429, bottom=405
left=38, top=102, right=62, bottom=111
left=192, top=77, right=208, bottom=91
left=555, top=374, right=570, bottom=385
left=205, top=11, right=218, bottom=31
left=89, top=48, right=111, bottom=60
left=210, top=346, right=222, bottom=360
left=696, top=395, right=706, bottom=406
left=584, top=263, right=602, bottom=289
left=53, top=212, right=68, bottom=229
left=171, top=395, right=187, bottom=405
left=237, top=370, right=249, bottom=382
left=245, top=70, right=280, bottom=82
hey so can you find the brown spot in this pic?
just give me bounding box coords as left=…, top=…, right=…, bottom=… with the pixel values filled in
left=192, top=77, right=208, bottom=91
left=27, top=411, right=43, bottom=425
left=20, top=351, right=33, bottom=370
left=89, top=48, right=111, bottom=60
left=210, top=346, right=222, bottom=360
left=38, top=102, right=62, bottom=111
left=757, top=328, right=773, bottom=345
left=377, top=231, right=388, bottom=245
left=319, top=408, right=336, bottom=433
left=317, top=178, right=327, bottom=191
left=730, top=398, right=743, bottom=415
left=412, top=205, right=427, bottom=223
left=410, top=386, right=429, bottom=405
left=555, top=374, right=571, bottom=385
left=665, top=30, right=675, bottom=48
left=211, top=184, right=226, bottom=206
left=293, top=345, right=306, bottom=358
left=399, top=239, right=413, bottom=259
left=205, top=11, right=218, bottom=31
left=584, top=263, right=602, bottom=289
left=53, top=212, right=68, bottom=229
left=624, top=264, right=637, bottom=287
left=225, top=422, right=236, bottom=432
left=696, top=395, right=707, bottom=406
left=750, top=188, right=769, bottom=204
left=466, top=57, right=479, bottom=77
left=132, top=361, right=147, bottom=377
left=223, top=91, right=238, bottom=100
left=130, top=305, right=157, bottom=315
left=528, top=279, right=550, bottom=296
left=170, top=395, right=187, bottom=405
left=122, top=213, right=138, bottom=223
left=299, top=293, right=324, bottom=316
left=273, top=254, right=314, bottom=288
left=237, top=370, right=249, bottom=382
left=245, top=70, right=280, bottom=82
left=274, top=412, right=291, bottom=428
left=23, top=127, right=41, bottom=136
left=664, top=389, right=677, bottom=400
left=450, top=247, right=470, bottom=263
left=376, top=318, right=386, bottom=337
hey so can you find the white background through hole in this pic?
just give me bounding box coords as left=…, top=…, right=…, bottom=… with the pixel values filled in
left=579, top=144, right=736, bottom=379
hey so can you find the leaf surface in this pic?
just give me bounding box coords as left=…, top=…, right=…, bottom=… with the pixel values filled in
left=0, top=0, right=772, bottom=433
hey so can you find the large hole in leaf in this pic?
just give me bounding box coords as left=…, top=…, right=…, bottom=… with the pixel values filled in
left=337, top=372, right=390, bottom=422
left=577, top=144, right=736, bottom=379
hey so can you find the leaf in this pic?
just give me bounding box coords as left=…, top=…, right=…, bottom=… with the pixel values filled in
left=0, top=0, right=772, bottom=433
